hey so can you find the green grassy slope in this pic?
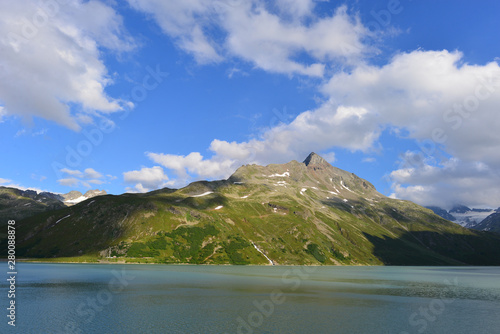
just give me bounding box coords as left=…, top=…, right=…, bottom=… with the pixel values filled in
left=4, top=154, right=500, bottom=265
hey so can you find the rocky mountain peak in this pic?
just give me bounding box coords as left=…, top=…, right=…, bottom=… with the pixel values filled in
left=83, top=189, right=107, bottom=197
left=303, top=152, right=329, bottom=166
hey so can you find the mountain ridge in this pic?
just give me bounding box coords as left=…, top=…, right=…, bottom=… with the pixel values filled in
left=0, top=187, right=107, bottom=223
left=3, top=153, right=500, bottom=265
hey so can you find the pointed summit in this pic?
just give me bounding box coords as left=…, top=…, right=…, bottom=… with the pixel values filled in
left=303, top=152, right=328, bottom=166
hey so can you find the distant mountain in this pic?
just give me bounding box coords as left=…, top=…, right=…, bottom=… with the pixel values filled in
left=474, top=211, right=500, bottom=233
left=427, top=205, right=497, bottom=230
left=4, top=153, right=500, bottom=265
left=62, top=189, right=107, bottom=205
left=0, top=187, right=107, bottom=223
left=426, top=206, right=455, bottom=221
left=449, top=204, right=472, bottom=214
left=0, top=187, right=65, bottom=223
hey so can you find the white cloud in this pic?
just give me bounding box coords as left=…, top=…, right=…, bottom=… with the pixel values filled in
left=127, top=1, right=371, bottom=76
left=58, top=167, right=110, bottom=188
left=316, top=49, right=500, bottom=207
left=322, top=50, right=500, bottom=166
left=61, top=168, right=84, bottom=178
left=0, top=178, right=12, bottom=184
left=123, top=166, right=169, bottom=193
left=58, top=177, right=79, bottom=187
left=275, top=0, right=315, bottom=19
left=390, top=158, right=500, bottom=209
left=0, top=0, right=135, bottom=130
left=83, top=168, right=103, bottom=179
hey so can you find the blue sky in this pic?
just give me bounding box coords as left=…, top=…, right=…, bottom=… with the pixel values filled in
left=1, top=0, right=500, bottom=209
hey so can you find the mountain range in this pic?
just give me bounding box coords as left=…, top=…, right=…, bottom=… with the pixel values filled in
left=2, top=153, right=500, bottom=265
left=427, top=205, right=500, bottom=233
left=0, top=187, right=106, bottom=223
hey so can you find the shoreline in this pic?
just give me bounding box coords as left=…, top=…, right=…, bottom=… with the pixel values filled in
left=6, top=258, right=372, bottom=266
left=2, top=259, right=495, bottom=267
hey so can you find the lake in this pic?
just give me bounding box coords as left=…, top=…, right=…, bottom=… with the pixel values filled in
left=1, top=264, right=499, bottom=333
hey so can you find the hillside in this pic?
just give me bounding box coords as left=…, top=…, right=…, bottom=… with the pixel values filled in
left=0, top=187, right=66, bottom=223
left=5, top=153, right=500, bottom=265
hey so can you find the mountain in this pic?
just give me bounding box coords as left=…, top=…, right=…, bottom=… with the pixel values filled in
left=473, top=210, right=500, bottom=233
left=427, top=205, right=497, bottom=229
left=426, top=206, right=455, bottom=221
left=62, top=189, right=107, bottom=205
left=4, top=153, right=500, bottom=265
left=0, top=187, right=107, bottom=223
left=0, top=187, right=65, bottom=223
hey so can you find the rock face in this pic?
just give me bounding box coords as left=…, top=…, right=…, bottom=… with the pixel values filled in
left=303, top=152, right=328, bottom=166
left=5, top=153, right=500, bottom=265
left=474, top=212, right=500, bottom=233
left=62, top=189, right=107, bottom=205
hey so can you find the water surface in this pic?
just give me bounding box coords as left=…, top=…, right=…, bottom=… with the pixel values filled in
left=1, top=264, right=499, bottom=333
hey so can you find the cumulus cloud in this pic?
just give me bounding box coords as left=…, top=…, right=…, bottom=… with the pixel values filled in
left=323, top=50, right=500, bottom=166
left=57, top=167, right=110, bottom=188
left=275, top=0, right=315, bottom=19
left=58, top=177, right=79, bottom=187
left=0, top=0, right=135, bottom=130
left=123, top=166, right=169, bottom=193
left=83, top=168, right=103, bottom=179
left=0, top=178, right=12, bottom=184
left=390, top=157, right=500, bottom=209
left=127, top=1, right=371, bottom=75
left=318, top=49, right=500, bottom=207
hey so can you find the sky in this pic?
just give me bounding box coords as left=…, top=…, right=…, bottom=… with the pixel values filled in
left=1, top=0, right=500, bottom=210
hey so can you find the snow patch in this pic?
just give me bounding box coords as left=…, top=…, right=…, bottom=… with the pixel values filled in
left=340, top=180, right=352, bottom=192
left=241, top=195, right=249, bottom=199
left=65, top=196, right=88, bottom=204
left=23, top=203, right=31, bottom=206
left=343, top=199, right=348, bottom=202
left=214, top=205, right=223, bottom=210
left=269, top=171, right=290, bottom=177
left=191, top=191, right=213, bottom=197
left=54, top=215, right=71, bottom=226
left=233, top=182, right=245, bottom=184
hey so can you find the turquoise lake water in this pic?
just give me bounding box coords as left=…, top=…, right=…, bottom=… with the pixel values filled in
left=1, top=264, right=499, bottom=333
